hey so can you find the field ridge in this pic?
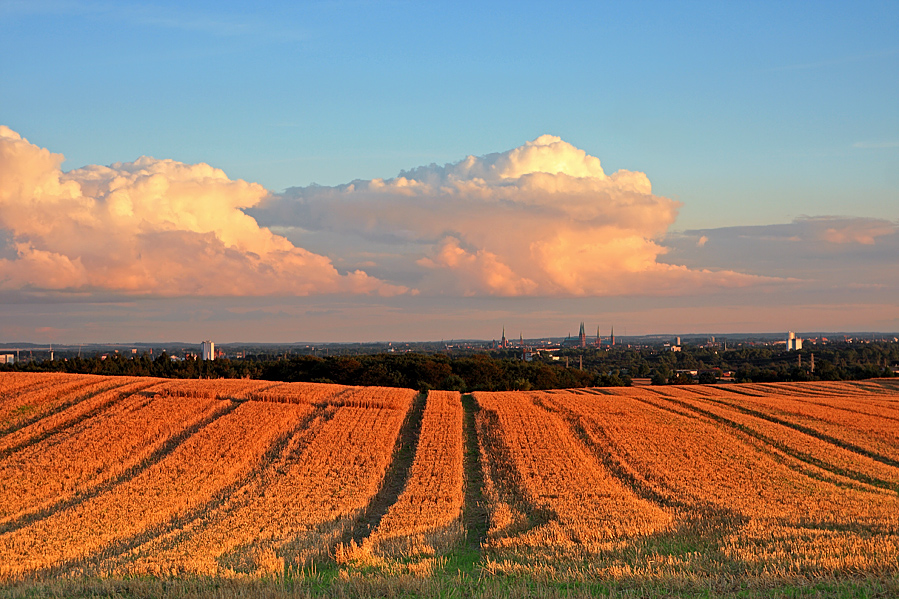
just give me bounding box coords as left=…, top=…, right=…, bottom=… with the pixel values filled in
left=0, top=396, right=239, bottom=536
left=632, top=392, right=898, bottom=493
left=107, top=403, right=327, bottom=573
left=0, top=378, right=149, bottom=452
left=703, top=394, right=899, bottom=467
left=342, top=391, right=427, bottom=547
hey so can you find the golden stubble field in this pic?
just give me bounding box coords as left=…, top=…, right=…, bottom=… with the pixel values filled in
left=1, top=372, right=898, bottom=588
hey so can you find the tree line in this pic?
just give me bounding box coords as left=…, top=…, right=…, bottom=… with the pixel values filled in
left=2, top=352, right=610, bottom=392
left=545, top=341, right=898, bottom=384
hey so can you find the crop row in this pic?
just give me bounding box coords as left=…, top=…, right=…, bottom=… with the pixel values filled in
left=362, top=390, right=465, bottom=559
left=117, top=392, right=414, bottom=576
left=474, top=391, right=672, bottom=557
left=0, top=390, right=225, bottom=526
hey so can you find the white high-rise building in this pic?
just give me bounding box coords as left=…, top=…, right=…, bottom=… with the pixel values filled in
left=786, top=331, right=803, bottom=351
left=201, top=340, right=215, bottom=361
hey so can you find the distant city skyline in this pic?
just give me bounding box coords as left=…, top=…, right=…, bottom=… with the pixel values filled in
left=1, top=1, right=897, bottom=343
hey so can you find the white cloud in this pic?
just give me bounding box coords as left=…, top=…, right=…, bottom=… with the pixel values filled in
left=0, top=126, right=405, bottom=297
left=255, top=135, right=772, bottom=296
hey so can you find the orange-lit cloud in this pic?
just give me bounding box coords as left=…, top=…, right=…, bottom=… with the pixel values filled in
left=668, top=216, right=898, bottom=295
left=416, top=237, right=539, bottom=296
left=258, top=135, right=775, bottom=296
left=811, top=216, right=896, bottom=245
left=0, top=126, right=405, bottom=297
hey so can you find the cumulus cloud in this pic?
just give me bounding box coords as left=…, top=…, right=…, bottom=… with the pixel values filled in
left=0, top=126, right=404, bottom=297
left=254, top=135, right=772, bottom=296
left=416, top=237, right=539, bottom=296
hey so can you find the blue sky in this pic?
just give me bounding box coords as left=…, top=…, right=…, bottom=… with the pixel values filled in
left=5, top=1, right=897, bottom=225
left=1, top=1, right=897, bottom=342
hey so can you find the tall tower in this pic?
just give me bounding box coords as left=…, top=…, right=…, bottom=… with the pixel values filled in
left=611, top=326, right=615, bottom=347
left=201, top=340, right=215, bottom=361
left=596, top=326, right=601, bottom=347
left=501, top=327, right=507, bottom=349
left=787, top=331, right=800, bottom=351
left=578, top=322, right=586, bottom=348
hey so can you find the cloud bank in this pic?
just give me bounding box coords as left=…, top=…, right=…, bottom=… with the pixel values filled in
left=667, top=216, right=899, bottom=288
left=4, top=127, right=895, bottom=340
left=254, top=135, right=772, bottom=296
left=0, top=126, right=404, bottom=297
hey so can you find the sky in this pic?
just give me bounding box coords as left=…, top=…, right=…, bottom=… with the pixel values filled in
left=1, top=0, right=897, bottom=343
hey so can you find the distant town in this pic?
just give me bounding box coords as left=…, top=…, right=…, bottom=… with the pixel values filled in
left=2, top=327, right=897, bottom=390
left=1, top=328, right=897, bottom=364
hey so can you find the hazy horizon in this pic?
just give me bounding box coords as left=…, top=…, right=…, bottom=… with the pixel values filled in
left=4, top=329, right=897, bottom=349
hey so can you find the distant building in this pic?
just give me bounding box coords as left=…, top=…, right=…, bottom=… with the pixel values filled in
left=578, top=322, right=587, bottom=348
left=0, top=354, right=15, bottom=364
left=201, top=340, right=215, bottom=361
left=786, top=331, right=802, bottom=351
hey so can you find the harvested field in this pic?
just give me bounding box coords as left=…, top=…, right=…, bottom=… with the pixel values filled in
left=488, top=384, right=899, bottom=579
left=474, top=390, right=672, bottom=557
left=0, top=390, right=225, bottom=527
left=0, top=375, right=129, bottom=436
left=0, top=375, right=414, bottom=579
left=0, top=372, right=898, bottom=591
